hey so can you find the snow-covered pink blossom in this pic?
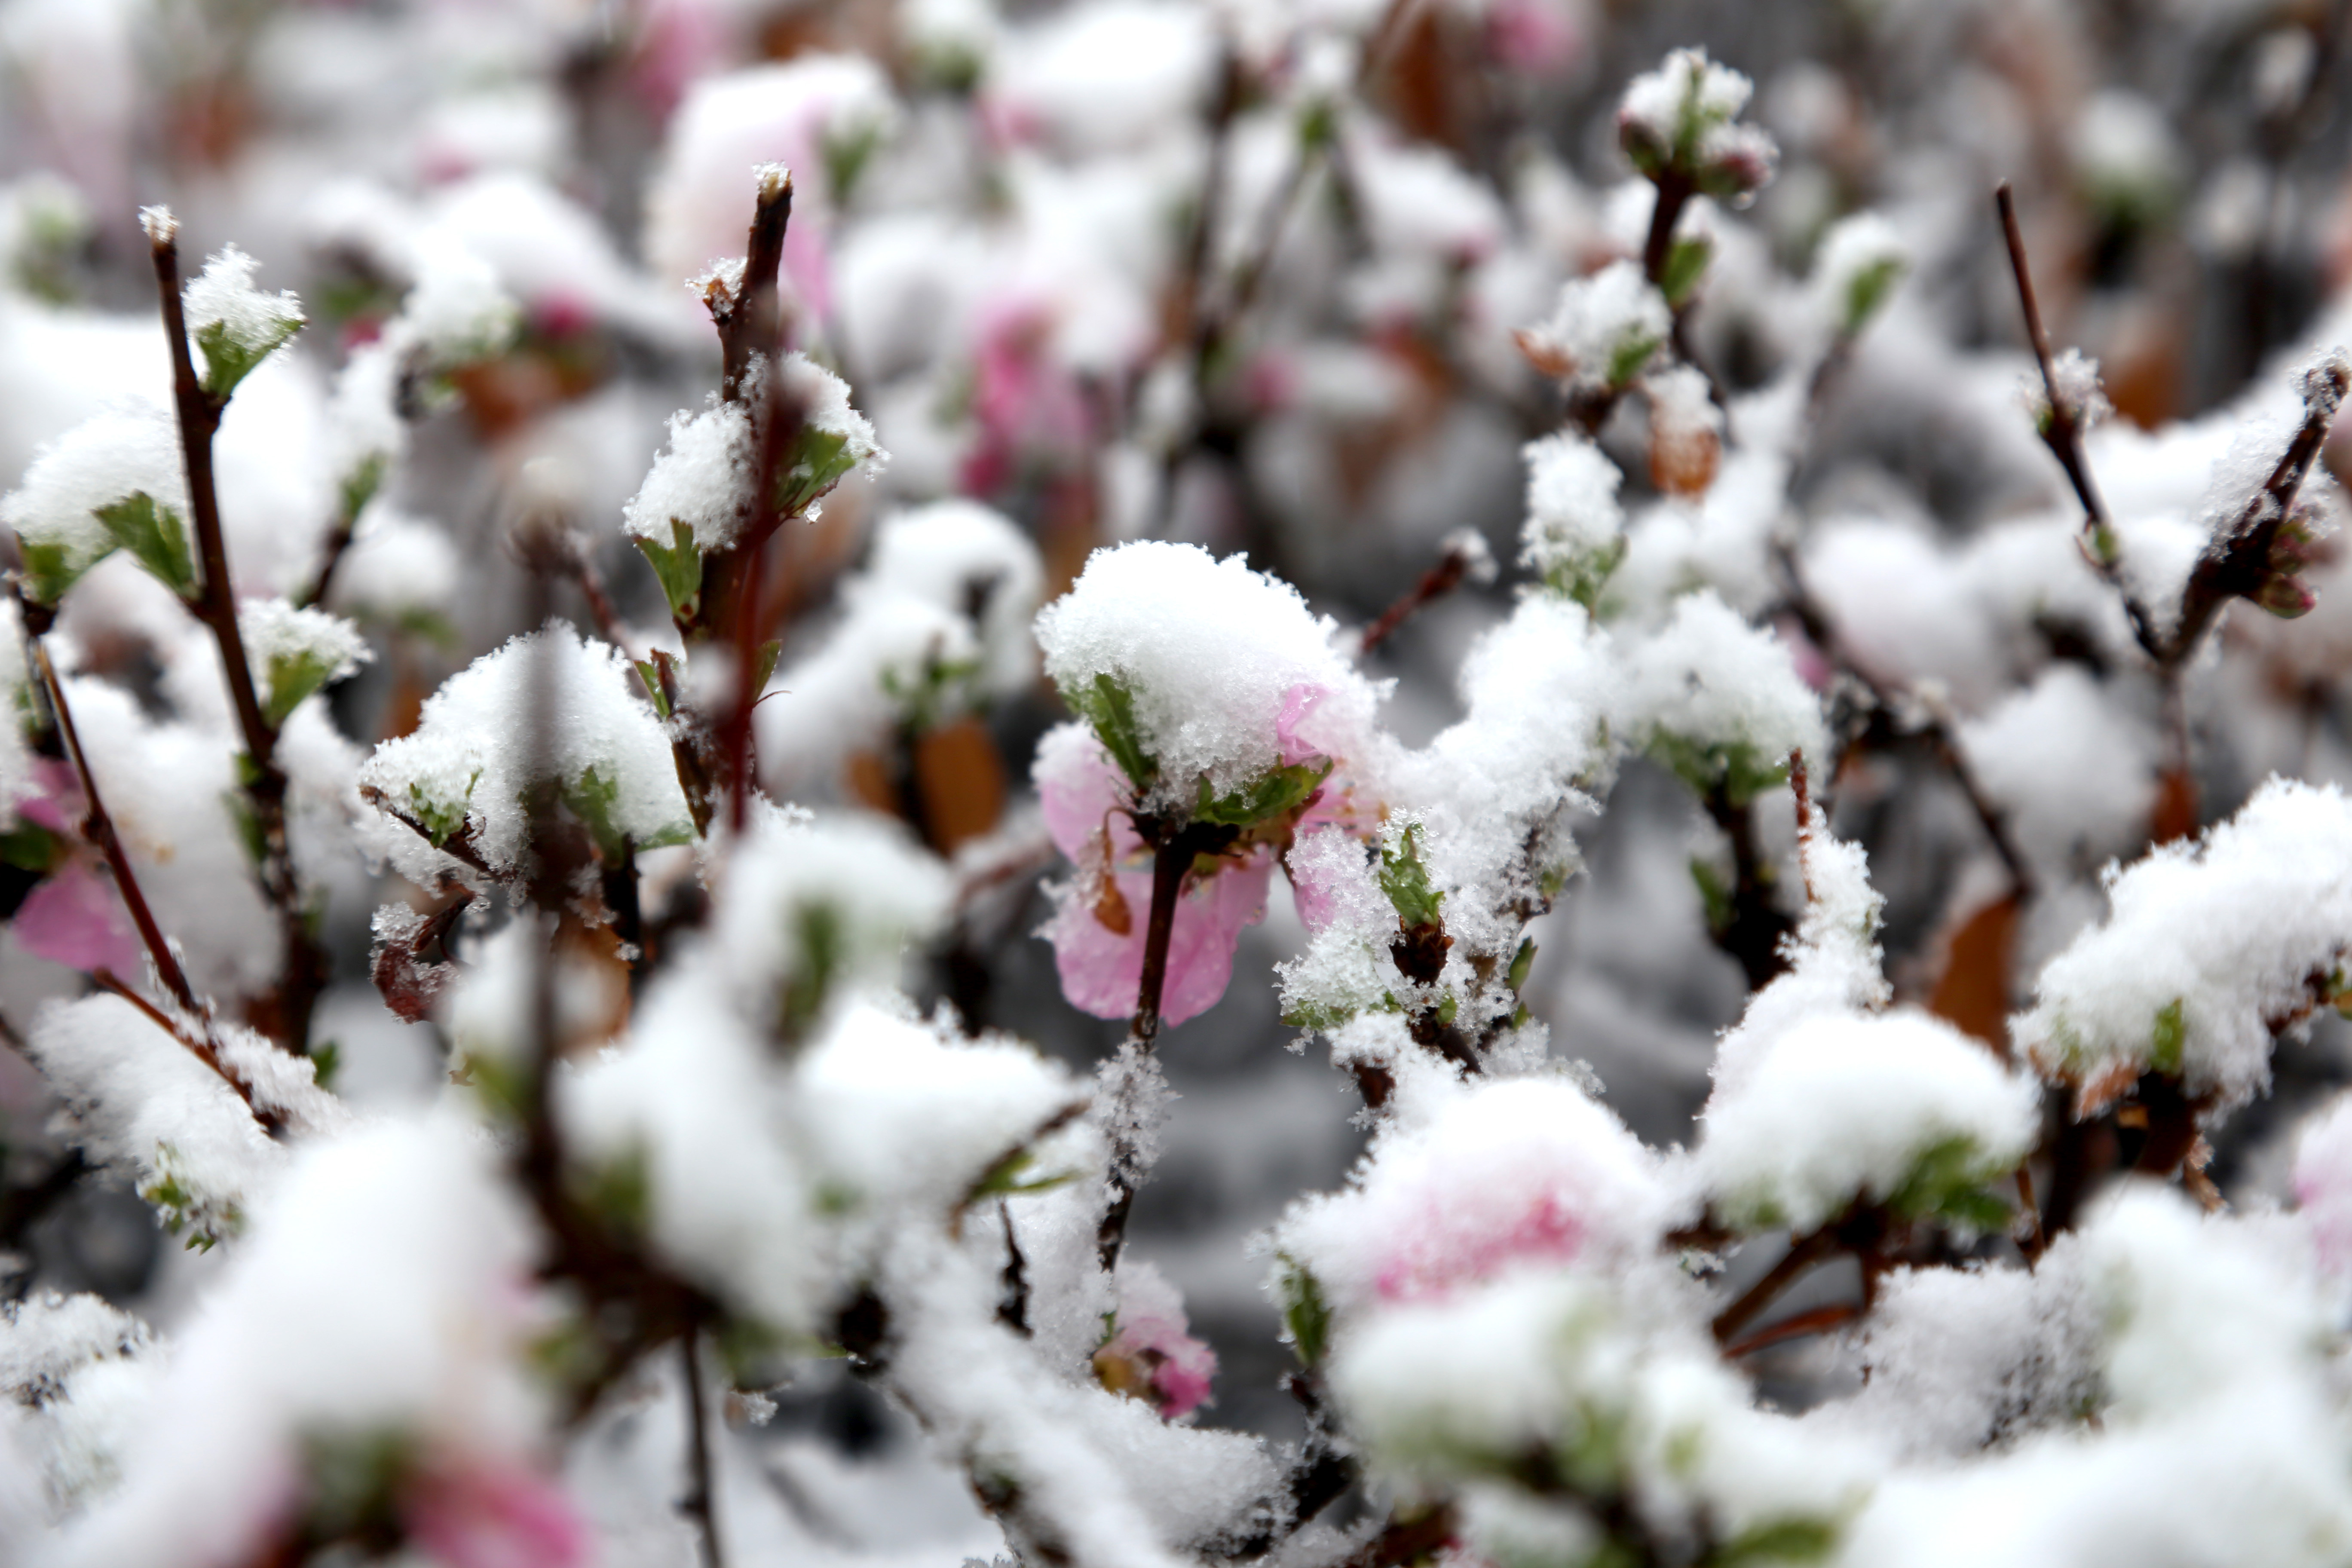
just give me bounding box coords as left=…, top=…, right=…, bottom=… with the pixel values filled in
left=1035, top=723, right=1271, bottom=1026
left=1094, top=1263, right=1217, bottom=1420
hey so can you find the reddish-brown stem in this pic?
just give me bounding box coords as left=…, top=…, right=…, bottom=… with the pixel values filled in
left=1360, top=537, right=1480, bottom=656
left=88, top=969, right=277, bottom=1128
left=30, top=637, right=200, bottom=1016
left=1129, top=830, right=1196, bottom=1048
left=1641, top=167, right=1694, bottom=288
left=1722, top=1301, right=1863, bottom=1359
left=1712, top=1227, right=1836, bottom=1345
left=146, top=217, right=323, bottom=1051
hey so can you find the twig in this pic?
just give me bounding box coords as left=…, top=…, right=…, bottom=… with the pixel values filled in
left=1129, top=829, right=1200, bottom=1049
left=144, top=213, right=325, bottom=1052
left=1360, top=535, right=1482, bottom=655
left=1721, top=1301, right=1862, bottom=1359
left=1775, top=542, right=2035, bottom=902
left=87, top=969, right=277, bottom=1128
left=1711, top=1227, right=1836, bottom=1345
left=28, top=637, right=201, bottom=1016
left=680, top=1332, right=727, bottom=1568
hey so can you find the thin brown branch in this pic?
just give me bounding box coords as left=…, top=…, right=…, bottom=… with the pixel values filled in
left=88, top=969, right=279, bottom=1130
left=146, top=214, right=325, bottom=1051
left=2170, top=353, right=2349, bottom=660
left=1722, top=1301, right=1863, bottom=1359
left=29, top=637, right=200, bottom=1016
left=681, top=1332, right=727, bottom=1568
left=1711, top=1227, right=1836, bottom=1345
left=1993, top=185, right=2160, bottom=658
left=1129, top=830, right=1196, bottom=1048
left=710, top=169, right=792, bottom=407
left=1360, top=536, right=1482, bottom=655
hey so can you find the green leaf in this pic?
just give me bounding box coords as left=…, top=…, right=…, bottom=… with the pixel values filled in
left=195, top=313, right=303, bottom=401
left=774, top=425, right=858, bottom=519
left=1544, top=537, right=1628, bottom=612
left=15, top=534, right=113, bottom=606
left=2149, top=997, right=2187, bottom=1076
left=1276, top=1258, right=1330, bottom=1366
left=260, top=646, right=344, bottom=727
left=1714, top=1516, right=1841, bottom=1568
left=752, top=638, right=786, bottom=701
left=309, top=1040, right=340, bottom=1091
left=778, top=900, right=845, bottom=1041
left=1194, top=759, right=1331, bottom=828
left=1840, top=256, right=1906, bottom=338
left=1648, top=732, right=1789, bottom=808
left=1660, top=233, right=1714, bottom=309
left=1506, top=937, right=1537, bottom=993
left=1379, top=823, right=1444, bottom=929
left=1066, top=672, right=1158, bottom=792
left=1689, top=855, right=1733, bottom=934
left=1886, top=1133, right=2014, bottom=1231
left=337, top=451, right=387, bottom=527
left=94, top=492, right=199, bottom=599
left=634, top=518, right=704, bottom=620
left=1604, top=327, right=1664, bottom=388
left=966, top=1148, right=1082, bottom=1203
left=633, top=660, right=672, bottom=718
left=190, top=315, right=303, bottom=404
left=407, top=775, right=476, bottom=847
left=0, top=822, right=57, bottom=873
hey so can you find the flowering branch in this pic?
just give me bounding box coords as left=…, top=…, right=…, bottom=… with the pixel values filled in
left=143, top=210, right=327, bottom=1051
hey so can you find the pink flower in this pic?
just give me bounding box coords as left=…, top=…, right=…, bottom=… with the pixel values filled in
left=1374, top=1189, right=1589, bottom=1302
left=1484, top=0, right=1582, bottom=77
left=1093, top=1263, right=1216, bottom=1420
left=959, top=293, right=1096, bottom=496
left=9, top=762, right=142, bottom=977
left=406, top=1461, right=589, bottom=1568
left=13, top=860, right=143, bottom=977
left=1035, top=725, right=1271, bottom=1028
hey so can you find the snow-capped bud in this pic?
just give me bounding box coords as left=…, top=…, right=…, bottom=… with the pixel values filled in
left=1616, top=48, right=1777, bottom=204
left=2024, top=347, right=2113, bottom=437
left=1517, top=260, right=1669, bottom=391
left=1811, top=211, right=1910, bottom=338
left=239, top=599, right=371, bottom=727
left=183, top=245, right=306, bottom=400
left=1644, top=364, right=1721, bottom=497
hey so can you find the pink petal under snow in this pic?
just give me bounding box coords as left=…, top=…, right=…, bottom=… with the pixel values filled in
left=1374, top=1188, right=1590, bottom=1302
left=1274, top=683, right=1335, bottom=768
left=406, top=1462, right=589, bottom=1568
left=1104, top=1264, right=1219, bottom=1420
left=1045, top=852, right=1272, bottom=1028
left=20, top=758, right=80, bottom=834
left=12, top=861, right=143, bottom=977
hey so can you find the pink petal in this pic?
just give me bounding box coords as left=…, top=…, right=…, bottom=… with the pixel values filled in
left=1274, top=683, right=1335, bottom=768
left=1044, top=852, right=1271, bottom=1027
left=12, top=861, right=143, bottom=976
left=407, top=1463, right=589, bottom=1568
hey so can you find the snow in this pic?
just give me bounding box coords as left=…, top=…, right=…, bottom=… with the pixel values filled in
left=1696, top=1009, right=2040, bottom=1233
left=1520, top=260, right=1669, bottom=387
left=235, top=597, right=370, bottom=725
left=323, top=502, right=458, bottom=623
left=41, top=1114, right=552, bottom=1568
left=179, top=245, right=303, bottom=391
left=23, top=996, right=287, bottom=1248
left=1615, top=590, right=1828, bottom=799
left=0, top=400, right=190, bottom=603
left=621, top=399, right=752, bottom=551
left=1033, top=541, right=1378, bottom=808
left=2017, top=777, right=2352, bottom=1115
left=1520, top=431, right=1625, bottom=593
left=358, top=621, right=695, bottom=881
left=1272, top=1073, right=1675, bottom=1316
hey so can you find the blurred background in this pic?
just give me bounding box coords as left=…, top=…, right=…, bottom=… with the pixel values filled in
left=1, top=0, right=2349, bottom=1539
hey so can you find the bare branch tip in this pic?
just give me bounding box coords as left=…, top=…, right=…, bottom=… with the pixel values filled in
left=138, top=204, right=179, bottom=249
